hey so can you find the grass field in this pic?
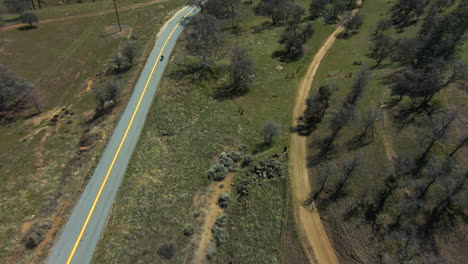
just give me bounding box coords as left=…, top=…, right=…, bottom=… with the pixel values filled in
left=0, top=0, right=185, bottom=262
left=91, top=0, right=342, bottom=263
left=0, top=0, right=161, bottom=21
left=304, top=0, right=468, bottom=262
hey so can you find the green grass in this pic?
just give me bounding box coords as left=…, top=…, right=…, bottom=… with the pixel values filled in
left=305, top=0, right=468, bottom=262
left=0, top=1, right=185, bottom=263
left=92, top=0, right=338, bottom=263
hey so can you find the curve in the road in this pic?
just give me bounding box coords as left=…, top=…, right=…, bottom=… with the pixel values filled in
left=289, top=1, right=362, bottom=263
left=46, top=6, right=199, bottom=264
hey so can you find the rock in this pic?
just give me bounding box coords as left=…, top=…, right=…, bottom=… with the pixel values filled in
left=103, top=100, right=116, bottom=110
left=275, top=65, right=283, bottom=71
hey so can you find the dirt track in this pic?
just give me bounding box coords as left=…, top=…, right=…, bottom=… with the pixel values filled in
left=0, top=0, right=168, bottom=32
left=289, top=1, right=362, bottom=263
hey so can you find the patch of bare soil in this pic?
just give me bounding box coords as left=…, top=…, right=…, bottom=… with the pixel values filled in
left=289, top=1, right=362, bottom=263
left=104, top=25, right=133, bottom=39
left=192, top=173, right=234, bottom=264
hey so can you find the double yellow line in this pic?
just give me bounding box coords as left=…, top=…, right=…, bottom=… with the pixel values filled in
left=65, top=7, right=197, bottom=264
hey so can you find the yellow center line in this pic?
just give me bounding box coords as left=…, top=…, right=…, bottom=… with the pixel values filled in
left=65, top=7, right=196, bottom=264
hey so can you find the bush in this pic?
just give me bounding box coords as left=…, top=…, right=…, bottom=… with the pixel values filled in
left=157, top=243, right=176, bottom=259
left=227, top=151, right=241, bottom=162
left=217, top=193, right=230, bottom=208
left=242, top=155, right=254, bottom=167
left=215, top=214, right=228, bottom=227
left=212, top=226, right=228, bottom=246
left=207, top=163, right=228, bottom=181
left=22, top=220, right=51, bottom=249
left=219, top=152, right=233, bottom=167
left=183, top=224, right=194, bottom=237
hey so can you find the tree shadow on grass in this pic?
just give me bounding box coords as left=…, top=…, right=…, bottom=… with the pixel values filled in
left=3, top=16, right=21, bottom=23
left=271, top=50, right=302, bottom=63
left=18, top=25, right=37, bottom=31
left=393, top=100, right=442, bottom=130
left=251, top=21, right=273, bottom=34
left=252, top=142, right=271, bottom=154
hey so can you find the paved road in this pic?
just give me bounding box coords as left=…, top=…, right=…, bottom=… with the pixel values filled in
left=47, top=6, right=199, bottom=264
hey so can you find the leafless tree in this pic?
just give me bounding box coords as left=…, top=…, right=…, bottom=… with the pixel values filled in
left=369, top=35, right=397, bottom=67
left=110, top=52, right=126, bottom=72
left=261, top=120, right=281, bottom=145
left=343, top=12, right=363, bottom=35
left=121, top=41, right=137, bottom=66
left=225, top=46, right=255, bottom=95
left=351, top=108, right=379, bottom=147
left=186, top=14, right=223, bottom=77
left=373, top=18, right=392, bottom=38
left=297, top=85, right=331, bottom=135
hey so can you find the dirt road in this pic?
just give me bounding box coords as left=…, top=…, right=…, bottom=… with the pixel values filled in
left=0, top=0, right=168, bottom=32
left=289, top=1, right=362, bottom=263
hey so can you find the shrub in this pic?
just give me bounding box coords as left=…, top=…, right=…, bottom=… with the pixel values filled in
left=261, top=120, right=281, bottom=145
left=183, top=224, right=194, bottom=237
left=207, top=163, right=228, bottom=181
left=157, top=243, right=176, bottom=259
left=227, top=151, right=241, bottom=162
left=212, top=226, right=228, bottom=246
left=22, top=220, right=51, bottom=249
left=219, top=152, right=233, bottom=167
left=215, top=214, right=228, bottom=227
left=217, top=193, right=230, bottom=208
left=242, top=155, right=254, bottom=167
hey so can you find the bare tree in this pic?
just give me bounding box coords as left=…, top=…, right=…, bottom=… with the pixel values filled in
left=225, top=46, right=255, bottom=95
left=419, top=5, right=438, bottom=36
left=110, top=52, right=126, bottom=72
left=186, top=14, right=223, bottom=77
left=390, top=0, right=429, bottom=29
left=0, top=64, right=41, bottom=116
left=390, top=61, right=467, bottom=107
left=121, top=41, right=137, bottom=66
left=344, top=12, right=363, bottom=35
left=257, top=0, right=294, bottom=25
left=261, top=120, right=281, bottom=145
left=21, top=12, right=39, bottom=28
left=391, top=37, right=422, bottom=68
left=4, top=0, right=28, bottom=15
left=300, top=23, right=314, bottom=43
left=309, top=0, right=328, bottom=20
left=373, top=18, right=392, bottom=38
left=369, top=35, right=397, bottom=67
left=351, top=108, right=379, bottom=146
left=297, top=85, right=331, bottom=135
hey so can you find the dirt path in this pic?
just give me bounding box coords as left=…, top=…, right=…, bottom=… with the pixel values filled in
left=0, top=0, right=168, bottom=32
left=289, top=1, right=362, bottom=263
left=193, top=173, right=234, bottom=264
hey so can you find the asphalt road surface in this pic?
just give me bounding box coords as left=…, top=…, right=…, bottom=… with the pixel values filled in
left=47, top=6, right=199, bottom=264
